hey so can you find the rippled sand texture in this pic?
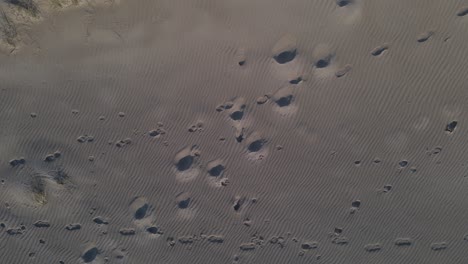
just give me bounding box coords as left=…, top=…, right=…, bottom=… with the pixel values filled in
left=1, top=0, right=468, bottom=263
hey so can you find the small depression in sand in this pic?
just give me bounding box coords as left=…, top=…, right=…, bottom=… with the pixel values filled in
left=245, top=132, right=269, bottom=161
left=175, top=192, right=196, bottom=219
left=272, top=86, right=298, bottom=115
left=206, top=159, right=228, bottom=187
left=174, top=145, right=201, bottom=182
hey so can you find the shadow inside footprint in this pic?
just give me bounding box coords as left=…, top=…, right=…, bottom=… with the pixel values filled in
left=276, top=95, right=293, bottom=107
left=337, top=0, right=352, bottom=7
left=82, top=246, right=98, bottom=263
left=177, top=156, right=194, bottom=171
left=208, top=165, right=225, bottom=177
left=131, top=197, right=149, bottom=220
left=230, top=111, right=244, bottom=121
left=146, top=226, right=159, bottom=234
left=248, top=140, right=265, bottom=152
left=316, top=59, right=330, bottom=68
left=274, top=50, right=297, bottom=64
left=135, top=204, right=149, bottom=220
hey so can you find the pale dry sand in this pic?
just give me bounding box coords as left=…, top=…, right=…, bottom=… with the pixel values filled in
left=1, top=0, right=468, bottom=263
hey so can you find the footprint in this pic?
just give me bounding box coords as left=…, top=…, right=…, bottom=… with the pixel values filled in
left=206, top=159, right=225, bottom=177
left=236, top=48, right=247, bottom=66
left=331, top=236, right=349, bottom=245
left=335, top=64, right=352, bottom=78
left=289, top=76, right=303, bottom=84
left=430, top=242, right=448, bottom=251
left=92, top=216, right=109, bottom=225
left=82, top=243, right=99, bottom=263
left=228, top=97, right=247, bottom=121
left=207, top=235, right=224, bottom=243
left=65, top=223, right=81, bottom=231
left=445, top=121, right=457, bottom=133
left=174, top=147, right=197, bottom=171
left=30, top=176, right=47, bottom=205
left=9, top=157, right=26, bottom=167
left=176, top=192, right=191, bottom=209
left=364, top=243, right=382, bottom=252
left=34, top=220, right=50, bottom=228
left=399, top=160, right=409, bottom=168
left=130, top=197, right=149, bottom=220
left=301, top=241, right=319, bottom=250
left=457, top=6, right=468, bottom=17
left=337, top=0, right=352, bottom=7
left=272, top=34, right=297, bottom=64
left=256, top=94, right=271, bottom=105
left=119, top=228, right=136, bottom=236
left=371, top=44, right=389, bottom=56
left=174, top=145, right=200, bottom=182
left=234, top=125, right=245, bottom=142
left=383, top=184, right=392, bottom=193
left=394, top=238, right=412, bottom=246
left=245, top=132, right=267, bottom=153
left=178, top=236, right=195, bottom=244
left=417, top=30, right=434, bottom=43
left=272, top=86, right=294, bottom=107
left=7, top=227, right=24, bottom=235
left=188, top=121, right=204, bottom=133
left=148, top=128, right=166, bottom=138
left=233, top=196, right=246, bottom=212
left=146, top=226, right=162, bottom=236
left=239, top=242, right=256, bottom=251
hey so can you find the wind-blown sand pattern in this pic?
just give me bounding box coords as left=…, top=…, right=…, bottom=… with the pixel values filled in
left=1, top=0, right=468, bottom=263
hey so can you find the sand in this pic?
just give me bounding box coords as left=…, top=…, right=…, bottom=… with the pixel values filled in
left=1, top=0, right=468, bottom=263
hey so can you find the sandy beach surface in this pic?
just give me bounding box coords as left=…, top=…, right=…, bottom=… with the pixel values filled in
left=1, top=0, right=468, bottom=263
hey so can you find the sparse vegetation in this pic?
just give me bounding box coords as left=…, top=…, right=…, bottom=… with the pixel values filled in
left=50, top=0, right=63, bottom=8
left=0, top=10, right=17, bottom=45
left=7, top=0, right=39, bottom=16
